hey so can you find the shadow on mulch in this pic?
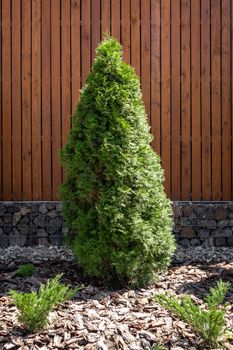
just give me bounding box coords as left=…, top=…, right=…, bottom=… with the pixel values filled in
left=3, top=255, right=233, bottom=304
left=0, top=259, right=129, bottom=302
left=177, top=263, right=233, bottom=302
left=0, top=260, right=99, bottom=294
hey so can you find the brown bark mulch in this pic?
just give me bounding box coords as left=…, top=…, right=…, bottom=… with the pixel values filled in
left=0, top=247, right=233, bottom=350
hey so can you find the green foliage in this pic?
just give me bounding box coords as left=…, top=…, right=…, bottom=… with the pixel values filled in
left=60, top=35, right=176, bottom=287
left=9, top=273, right=81, bottom=332
left=151, top=345, right=167, bottom=350
left=16, top=264, right=36, bottom=277
left=205, top=280, right=229, bottom=308
left=154, top=280, right=230, bottom=347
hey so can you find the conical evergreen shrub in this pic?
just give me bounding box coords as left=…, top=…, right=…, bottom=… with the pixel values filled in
left=60, top=36, right=176, bottom=287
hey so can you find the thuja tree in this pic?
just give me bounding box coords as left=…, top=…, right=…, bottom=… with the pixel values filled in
left=60, top=36, right=176, bottom=287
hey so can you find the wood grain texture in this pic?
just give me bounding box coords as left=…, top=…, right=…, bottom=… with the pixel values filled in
left=232, top=0, right=233, bottom=199
left=71, top=0, right=80, bottom=112
left=131, top=0, right=140, bottom=77
left=91, top=0, right=100, bottom=61
left=2, top=0, right=12, bottom=200
left=201, top=0, right=211, bottom=200
left=61, top=0, right=71, bottom=184
left=161, top=0, right=171, bottom=195
left=22, top=0, right=32, bottom=200
left=221, top=0, right=231, bottom=199
left=12, top=0, right=22, bottom=200
left=211, top=0, right=221, bottom=200
left=32, top=0, right=42, bottom=200
left=42, top=0, right=51, bottom=200
left=191, top=0, right=201, bottom=200
left=51, top=0, right=62, bottom=200
left=151, top=0, right=161, bottom=156
left=141, top=0, right=151, bottom=123
left=171, top=0, right=181, bottom=200
left=1, top=0, right=233, bottom=201
left=101, top=0, right=111, bottom=36
left=121, top=0, right=131, bottom=63
left=181, top=0, right=191, bottom=200
left=0, top=1, right=1, bottom=199
left=81, top=0, right=90, bottom=84
left=111, top=0, right=121, bottom=40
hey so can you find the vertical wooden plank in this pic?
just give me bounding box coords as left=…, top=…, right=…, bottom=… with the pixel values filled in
left=201, top=0, right=211, bottom=200
left=81, top=0, right=90, bottom=84
left=91, top=0, right=100, bottom=61
left=32, top=0, right=42, bottom=200
left=151, top=0, right=161, bottom=156
left=121, top=0, right=131, bottom=63
left=171, top=0, right=181, bottom=200
left=131, top=0, right=140, bottom=77
left=221, top=0, right=231, bottom=199
left=61, top=0, right=71, bottom=150
left=101, top=0, right=110, bottom=36
left=0, top=0, right=1, bottom=199
left=42, top=0, right=51, bottom=200
left=111, top=0, right=121, bottom=41
left=161, top=0, right=171, bottom=195
left=232, top=0, right=233, bottom=200
left=181, top=0, right=191, bottom=200
left=191, top=0, right=201, bottom=200
left=141, top=0, right=151, bottom=122
left=2, top=0, right=12, bottom=200
left=211, top=0, right=221, bottom=200
left=12, top=0, right=22, bottom=200
left=22, top=0, right=32, bottom=200
left=71, top=0, right=80, bottom=112
left=51, top=0, right=61, bottom=200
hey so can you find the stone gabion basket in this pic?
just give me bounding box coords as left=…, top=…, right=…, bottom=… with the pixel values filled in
left=1, top=201, right=233, bottom=248
left=0, top=202, right=68, bottom=248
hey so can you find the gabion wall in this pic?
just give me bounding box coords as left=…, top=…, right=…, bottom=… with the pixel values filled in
left=173, top=202, right=233, bottom=247
left=0, top=202, right=233, bottom=247
left=0, top=202, right=66, bottom=248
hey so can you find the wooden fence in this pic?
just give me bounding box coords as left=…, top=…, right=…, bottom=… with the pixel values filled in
left=0, top=0, right=232, bottom=201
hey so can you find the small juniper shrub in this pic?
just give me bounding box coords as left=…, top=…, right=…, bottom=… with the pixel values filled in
left=60, top=36, right=176, bottom=287
left=9, top=273, right=81, bottom=332
left=154, top=280, right=231, bottom=348
left=16, top=264, right=36, bottom=277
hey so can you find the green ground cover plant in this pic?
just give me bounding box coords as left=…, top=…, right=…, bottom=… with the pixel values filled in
left=154, top=280, right=231, bottom=348
left=16, top=264, right=36, bottom=277
left=9, top=273, right=80, bottom=332
left=60, top=35, right=175, bottom=287
left=151, top=345, right=167, bottom=350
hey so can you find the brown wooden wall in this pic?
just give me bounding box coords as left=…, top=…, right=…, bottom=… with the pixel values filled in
left=0, top=0, right=232, bottom=201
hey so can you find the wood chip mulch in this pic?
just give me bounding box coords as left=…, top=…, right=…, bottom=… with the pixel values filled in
left=0, top=246, right=233, bottom=350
